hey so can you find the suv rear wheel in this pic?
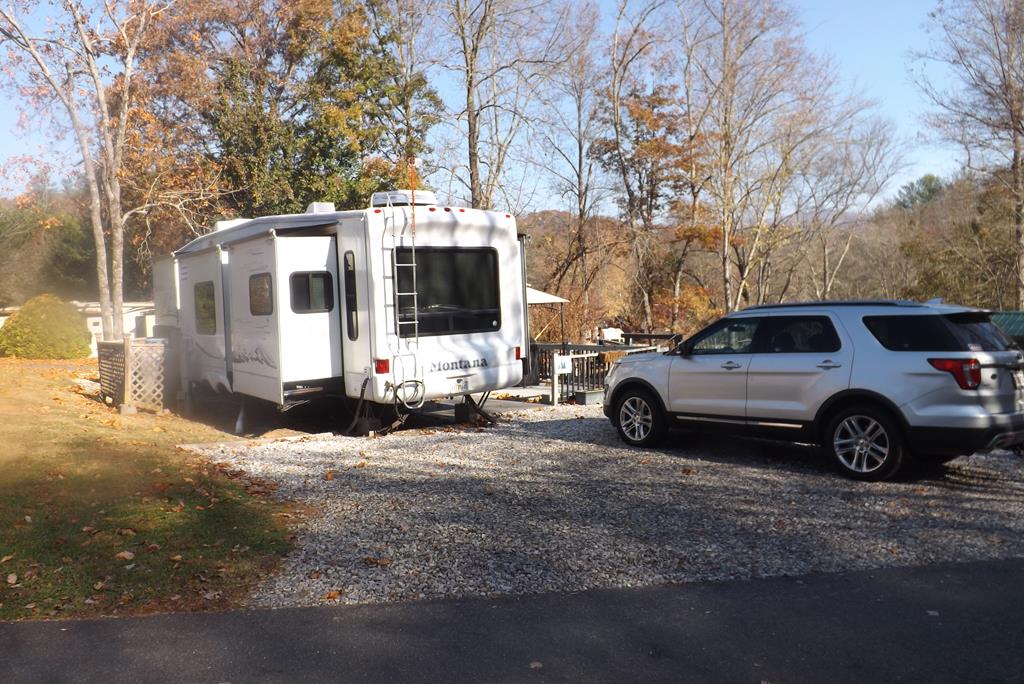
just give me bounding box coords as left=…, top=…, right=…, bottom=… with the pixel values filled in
left=825, top=404, right=905, bottom=481
left=615, top=388, right=666, bottom=447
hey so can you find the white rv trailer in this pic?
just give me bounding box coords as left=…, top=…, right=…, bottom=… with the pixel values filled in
left=155, top=190, right=528, bottom=414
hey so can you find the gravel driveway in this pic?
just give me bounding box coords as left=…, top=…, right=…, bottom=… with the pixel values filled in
left=188, top=405, right=1024, bottom=608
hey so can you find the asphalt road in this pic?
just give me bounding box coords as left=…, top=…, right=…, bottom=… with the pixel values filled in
left=3, top=558, right=1023, bottom=683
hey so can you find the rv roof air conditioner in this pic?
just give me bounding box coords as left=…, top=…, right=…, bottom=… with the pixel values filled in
left=305, top=202, right=336, bottom=214
left=215, top=218, right=250, bottom=232
left=370, top=189, right=438, bottom=208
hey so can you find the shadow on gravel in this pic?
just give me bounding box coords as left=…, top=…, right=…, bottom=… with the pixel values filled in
left=514, top=415, right=834, bottom=477
left=516, top=414, right=1024, bottom=492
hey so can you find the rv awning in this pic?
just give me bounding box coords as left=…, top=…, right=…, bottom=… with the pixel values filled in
left=526, top=287, right=569, bottom=305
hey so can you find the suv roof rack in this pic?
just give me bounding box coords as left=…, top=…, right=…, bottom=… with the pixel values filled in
left=742, top=300, right=923, bottom=311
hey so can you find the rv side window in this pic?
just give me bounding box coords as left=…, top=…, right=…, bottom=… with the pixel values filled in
left=343, top=252, right=358, bottom=340
left=395, top=247, right=500, bottom=337
left=290, top=272, right=334, bottom=314
left=249, top=273, right=273, bottom=316
left=194, top=281, right=217, bottom=335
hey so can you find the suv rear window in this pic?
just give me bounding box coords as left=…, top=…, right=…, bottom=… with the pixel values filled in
left=944, top=312, right=1016, bottom=351
left=863, top=314, right=1015, bottom=352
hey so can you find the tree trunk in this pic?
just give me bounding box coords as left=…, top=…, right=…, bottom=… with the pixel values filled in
left=68, top=106, right=115, bottom=340
left=466, top=82, right=482, bottom=208
left=106, top=177, right=126, bottom=338
left=671, top=259, right=685, bottom=329
left=1014, top=128, right=1024, bottom=309
left=85, top=166, right=114, bottom=339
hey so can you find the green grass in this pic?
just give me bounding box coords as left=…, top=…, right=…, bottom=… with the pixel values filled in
left=0, top=359, right=293, bottom=620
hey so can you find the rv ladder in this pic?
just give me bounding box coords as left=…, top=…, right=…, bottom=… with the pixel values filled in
left=382, top=197, right=422, bottom=402
left=392, top=255, right=419, bottom=341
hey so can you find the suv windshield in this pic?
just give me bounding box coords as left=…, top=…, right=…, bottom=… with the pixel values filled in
left=864, top=313, right=1016, bottom=352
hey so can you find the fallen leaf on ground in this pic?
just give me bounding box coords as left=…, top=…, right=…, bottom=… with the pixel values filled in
left=325, top=470, right=336, bottom=481
left=0, top=555, right=13, bottom=564
left=322, top=589, right=343, bottom=601
left=529, top=661, right=543, bottom=670
left=6, top=574, right=17, bottom=585
left=169, top=555, right=182, bottom=562
left=363, top=557, right=393, bottom=567
left=117, top=528, right=136, bottom=536
left=114, top=551, right=135, bottom=561
left=354, top=461, right=368, bottom=468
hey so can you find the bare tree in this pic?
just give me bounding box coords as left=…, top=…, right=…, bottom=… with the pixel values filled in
left=917, top=0, right=1024, bottom=307
left=596, top=0, right=671, bottom=331
left=670, top=0, right=898, bottom=310
left=796, top=118, right=902, bottom=300
left=367, top=0, right=442, bottom=161
left=674, top=0, right=812, bottom=311
left=438, top=0, right=571, bottom=209
left=0, top=0, right=170, bottom=339
left=534, top=3, right=608, bottom=316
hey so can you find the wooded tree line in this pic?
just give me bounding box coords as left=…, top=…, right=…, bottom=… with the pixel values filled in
left=0, top=0, right=1022, bottom=339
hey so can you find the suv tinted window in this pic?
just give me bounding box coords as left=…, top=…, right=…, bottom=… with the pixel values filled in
left=945, top=312, right=1016, bottom=351
left=689, top=318, right=759, bottom=355
left=757, top=316, right=840, bottom=353
left=863, top=315, right=960, bottom=352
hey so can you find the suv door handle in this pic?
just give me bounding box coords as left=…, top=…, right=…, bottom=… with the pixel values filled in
left=817, top=361, right=842, bottom=369
left=721, top=361, right=743, bottom=370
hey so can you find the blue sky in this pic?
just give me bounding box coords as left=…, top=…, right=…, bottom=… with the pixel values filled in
left=0, top=0, right=956, bottom=199
left=792, top=0, right=959, bottom=188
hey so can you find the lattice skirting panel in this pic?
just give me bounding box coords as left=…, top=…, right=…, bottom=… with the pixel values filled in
left=129, top=341, right=166, bottom=412
left=97, top=338, right=167, bottom=412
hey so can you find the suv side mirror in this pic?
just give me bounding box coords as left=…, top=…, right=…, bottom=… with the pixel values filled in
left=673, top=339, right=688, bottom=356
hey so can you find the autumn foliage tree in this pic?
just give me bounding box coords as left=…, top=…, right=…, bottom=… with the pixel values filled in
left=0, top=0, right=172, bottom=339
left=142, top=0, right=440, bottom=218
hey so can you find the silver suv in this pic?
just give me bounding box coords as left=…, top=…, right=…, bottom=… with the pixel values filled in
left=603, top=301, right=1024, bottom=480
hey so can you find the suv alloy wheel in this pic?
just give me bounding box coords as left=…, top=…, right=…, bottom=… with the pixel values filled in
left=825, top=404, right=905, bottom=481
left=615, top=389, right=666, bottom=447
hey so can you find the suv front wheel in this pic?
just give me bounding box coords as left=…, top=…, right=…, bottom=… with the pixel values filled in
left=615, top=388, right=666, bottom=447
left=825, top=404, right=905, bottom=481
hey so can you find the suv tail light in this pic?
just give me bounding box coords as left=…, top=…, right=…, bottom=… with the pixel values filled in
left=928, top=358, right=981, bottom=390
left=374, top=358, right=390, bottom=374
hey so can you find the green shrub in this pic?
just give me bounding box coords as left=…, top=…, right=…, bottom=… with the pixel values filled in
left=0, top=294, right=91, bottom=359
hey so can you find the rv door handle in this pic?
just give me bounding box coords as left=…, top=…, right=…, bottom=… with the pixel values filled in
left=817, top=361, right=842, bottom=370
left=720, top=361, right=742, bottom=370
